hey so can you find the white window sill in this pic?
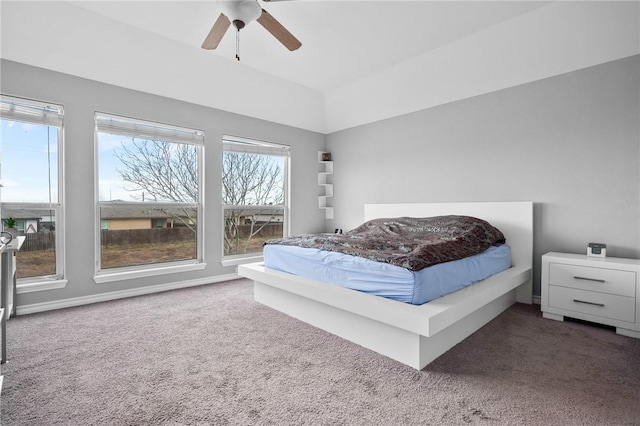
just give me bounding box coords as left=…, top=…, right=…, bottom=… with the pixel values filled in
left=221, top=254, right=263, bottom=267
left=17, top=279, right=68, bottom=294
left=94, top=262, right=206, bottom=284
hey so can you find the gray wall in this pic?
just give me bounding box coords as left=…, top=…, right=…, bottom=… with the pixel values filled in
left=1, top=59, right=326, bottom=307
left=3, top=55, right=639, bottom=305
left=326, top=55, right=640, bottom=297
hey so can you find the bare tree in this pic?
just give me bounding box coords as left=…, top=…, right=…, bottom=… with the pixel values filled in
left=222, top=152, right=284, bottom=255
left=222, top=152, right=283, bottom=205
left=114, top=139, right=285, bottom=254
left=114, top=138, right=198, bottom=231
left=116, top=139, right=198, bottom=203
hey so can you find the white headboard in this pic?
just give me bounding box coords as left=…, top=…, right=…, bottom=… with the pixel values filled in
left=364, top=201, right=533, bottom=269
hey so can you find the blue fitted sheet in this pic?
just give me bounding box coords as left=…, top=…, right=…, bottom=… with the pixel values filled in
left=263, top=243, right=511, bottom=305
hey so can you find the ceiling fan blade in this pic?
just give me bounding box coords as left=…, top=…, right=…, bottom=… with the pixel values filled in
left=201, top=13, right=231, bottom=50
left=256, top=9, right=301, bottom=51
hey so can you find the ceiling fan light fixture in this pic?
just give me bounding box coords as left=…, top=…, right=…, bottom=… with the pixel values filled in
left=217, top=0, right=262, bottom=30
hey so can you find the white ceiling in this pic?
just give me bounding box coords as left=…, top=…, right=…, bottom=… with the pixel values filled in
left=1, top=1, right=639, bottom=133
left=67, top=0, right=550, bottom=93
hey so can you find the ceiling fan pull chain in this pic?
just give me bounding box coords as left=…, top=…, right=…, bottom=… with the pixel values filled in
left=236, top=28, right=240, bottom=61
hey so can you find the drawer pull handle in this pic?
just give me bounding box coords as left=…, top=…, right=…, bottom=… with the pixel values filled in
left=573, top=299, right=605, bottom=307
left=573, top=276, right=605, bottom=283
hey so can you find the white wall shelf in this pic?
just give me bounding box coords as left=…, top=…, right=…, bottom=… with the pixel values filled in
left=318, top=152, right=333, bottom=219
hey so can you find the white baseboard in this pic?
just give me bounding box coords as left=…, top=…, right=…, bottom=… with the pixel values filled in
left=14, top=274, right=543, bottom=315
left=16, top=273, right=240, bottom=316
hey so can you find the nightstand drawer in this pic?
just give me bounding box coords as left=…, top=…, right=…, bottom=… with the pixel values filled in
left=548, top=285, right=635, bottom=323
left=549, top=263, right=636, bottom=297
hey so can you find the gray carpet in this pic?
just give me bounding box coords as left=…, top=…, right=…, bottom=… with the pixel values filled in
left=1, top=278, right=639, bottom=425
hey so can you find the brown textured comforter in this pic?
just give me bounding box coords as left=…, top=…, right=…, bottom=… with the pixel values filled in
left=264, top=215, right=506, bottom=271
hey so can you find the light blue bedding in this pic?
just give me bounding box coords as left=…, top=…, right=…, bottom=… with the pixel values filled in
left=263, top=244, right=511, bottom=305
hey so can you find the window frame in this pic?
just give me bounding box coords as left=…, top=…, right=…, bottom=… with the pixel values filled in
left=0, top=95, right=67, bottom=291
left=221, top=135, right=290, bottom=266
left=94, top=112, right=205, bottom=282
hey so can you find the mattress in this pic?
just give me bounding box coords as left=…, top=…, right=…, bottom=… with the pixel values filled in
left=263, top=243, right=511, bottom=305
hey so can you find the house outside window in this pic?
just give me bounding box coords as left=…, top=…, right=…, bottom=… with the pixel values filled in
left=222, top=135, right=289, bottom=260
left=95, top=113, right=204, bottom=276
left=0, top=95, right=65, bottom=282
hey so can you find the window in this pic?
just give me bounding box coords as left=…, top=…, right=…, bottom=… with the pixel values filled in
left=0, top=95, right=64, bottom=282
left=95, top=113, right=204, bottom=275
left=222, top=136, right=289, bottom=259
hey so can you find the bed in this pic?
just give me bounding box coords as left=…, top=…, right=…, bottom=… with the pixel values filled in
left=238, top=201, right=533, bottom=370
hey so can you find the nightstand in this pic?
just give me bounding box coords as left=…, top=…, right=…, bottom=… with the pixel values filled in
left=541, top=252, right=640, bottom=338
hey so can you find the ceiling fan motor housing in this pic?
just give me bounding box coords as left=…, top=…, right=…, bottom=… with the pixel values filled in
left=218, top=0, right=262, bottom=29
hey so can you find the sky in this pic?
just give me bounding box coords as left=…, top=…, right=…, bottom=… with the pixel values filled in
left=97, top=132, right=146, bottom=202
left=2, top=117, right=284, bottom=206
left=1, top=120, right=59, bottom=203
left=1, top=119, right=150, bottom=203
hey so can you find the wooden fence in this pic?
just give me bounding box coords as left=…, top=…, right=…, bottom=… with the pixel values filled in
left=19, top=223, right=284, bottom=252
left=229, top=223, right=283, bottom=239
left=18, top=228, right=196, bottom=251
left=101, top=227, right=196, bottom=247
left=21, top=232, right=56, bottom=252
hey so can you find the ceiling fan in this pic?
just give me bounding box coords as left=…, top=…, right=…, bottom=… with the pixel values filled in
left=201, top=0, right=301, bottom=60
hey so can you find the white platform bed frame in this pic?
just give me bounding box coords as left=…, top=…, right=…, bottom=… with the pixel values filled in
left=238, top=201, right=533, bottom=370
